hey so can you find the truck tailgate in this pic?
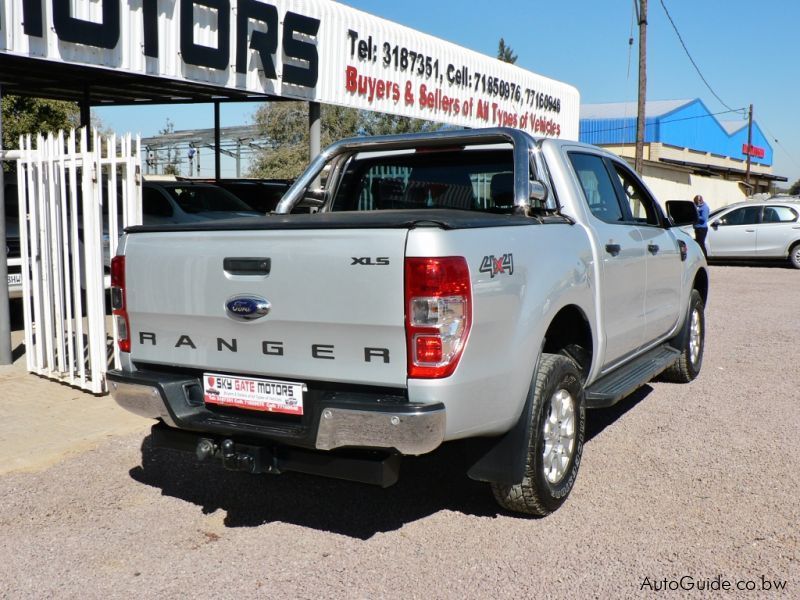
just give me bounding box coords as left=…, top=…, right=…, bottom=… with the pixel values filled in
left=124, top=229, right=408, bottom=387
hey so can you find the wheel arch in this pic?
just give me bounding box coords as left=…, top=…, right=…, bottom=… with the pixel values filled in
left=693, top=267, right=709, bottom=305
left=541, top=304, right=594, bottom=380
left=468, top=304, right=592, bottom=486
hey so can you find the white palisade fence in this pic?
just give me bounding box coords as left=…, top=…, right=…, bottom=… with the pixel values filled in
left=16, top=128, right=142, bottom=393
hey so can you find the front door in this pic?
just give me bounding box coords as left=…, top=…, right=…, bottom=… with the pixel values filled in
left=708, top=206, right=761, bottom=257
left=610, top=162, right=683, bottom=343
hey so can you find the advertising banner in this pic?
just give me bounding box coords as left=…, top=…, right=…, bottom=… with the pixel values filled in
left=0, top=0, right=579, bottom=138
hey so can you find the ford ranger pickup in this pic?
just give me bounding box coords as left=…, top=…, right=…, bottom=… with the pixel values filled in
left=107, top=127, right=708, bottom=515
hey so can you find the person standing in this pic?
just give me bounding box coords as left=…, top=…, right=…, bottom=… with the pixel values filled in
left=693, top=195, right=709, bottom=257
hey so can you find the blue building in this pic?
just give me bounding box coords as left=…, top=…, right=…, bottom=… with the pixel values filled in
left=579, top=99, right=784, bottom=200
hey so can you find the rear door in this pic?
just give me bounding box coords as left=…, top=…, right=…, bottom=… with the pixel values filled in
left=124, top=228, right=409, bottom=387
left=757, top=204, right=800, bottom=257
left=708, top=206, right=761, bottom=257
left=568, top=152, right=647, bottom=366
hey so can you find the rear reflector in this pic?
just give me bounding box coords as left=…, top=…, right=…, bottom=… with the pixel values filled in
left=405, top=257, right=471, bottom=378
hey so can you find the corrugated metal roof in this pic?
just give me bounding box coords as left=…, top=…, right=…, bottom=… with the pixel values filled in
left=580, top=99, right=693, bottom=119
left=719, top=120, right=747, bottom=135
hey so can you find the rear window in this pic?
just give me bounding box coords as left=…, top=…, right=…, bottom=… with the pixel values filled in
left=330, top=149, right=516, bottom=213
left=163, top=185, right=255, bottom=213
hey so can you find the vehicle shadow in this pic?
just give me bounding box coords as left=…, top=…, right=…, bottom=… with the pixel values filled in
left=129, top=434, right=500, bottom=539
left=585, top=385, right=652, bottom=443
left=129, top=386, right=653, bottom=539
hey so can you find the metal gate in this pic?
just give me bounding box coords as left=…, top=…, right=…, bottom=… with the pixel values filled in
left=16, top=128, right=142, bottom=393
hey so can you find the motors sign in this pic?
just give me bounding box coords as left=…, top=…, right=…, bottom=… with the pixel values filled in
left=0, top=0, right=579, bottom=138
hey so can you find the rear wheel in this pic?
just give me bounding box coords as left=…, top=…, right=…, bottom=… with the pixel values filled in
left=789, top=243, right=800, bottom=269
left=491, top=353, right=586, bottom=516
left=662, top=289, right=705, bottom=383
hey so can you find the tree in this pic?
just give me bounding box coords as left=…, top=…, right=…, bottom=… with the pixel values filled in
left=249, top=102, right=437, bottom=178
left=1, top=95, right=79, bottom=151
left=789, top=178, right=800, bottom=196
left=497, top=38, right=518, bottom=64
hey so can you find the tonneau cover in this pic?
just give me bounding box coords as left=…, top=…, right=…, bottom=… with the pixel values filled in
left=126, top=209, right=537, bottom=234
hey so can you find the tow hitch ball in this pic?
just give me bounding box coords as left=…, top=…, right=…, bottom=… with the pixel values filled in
left=195, top=437, right=279, bottom=474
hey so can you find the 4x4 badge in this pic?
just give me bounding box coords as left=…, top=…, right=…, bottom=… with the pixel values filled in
left=479, top=254, right=514, bottom=278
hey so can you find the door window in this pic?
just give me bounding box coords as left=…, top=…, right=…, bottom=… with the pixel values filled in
left=568, top=153, right=625, bottom=223
left=718, top=206, right=761, bottom=226
left=611, top=164, right=661, bottom=226
left=762, top=206, right=798, bottom=223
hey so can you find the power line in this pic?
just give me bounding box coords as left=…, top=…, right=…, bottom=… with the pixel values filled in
left=659, top=0, right=740, bottom=114
left=758, top=121, right=800, bottom=173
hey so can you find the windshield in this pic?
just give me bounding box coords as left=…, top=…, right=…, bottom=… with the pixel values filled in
left=330, top=149, right=516, bottom=213
left=164, top=185, right=255, bottom=213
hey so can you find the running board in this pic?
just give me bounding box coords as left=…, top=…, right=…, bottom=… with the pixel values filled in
left=585, top=345, right=680, bottom=409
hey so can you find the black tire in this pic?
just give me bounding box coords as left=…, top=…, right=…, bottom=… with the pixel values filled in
left=789, top=243, right=800, bottom=269
left=661, top=289, right=705, bottom=383
left=491, top=353, right=586, bottom=516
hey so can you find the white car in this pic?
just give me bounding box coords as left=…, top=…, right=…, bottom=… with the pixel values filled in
left=702, top=201, right=800, bottom=268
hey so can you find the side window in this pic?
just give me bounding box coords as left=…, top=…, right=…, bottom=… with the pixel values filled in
left=612, top=164, right=661, bottom=226
left=142, top=188, right=173, bottom=218
left=718, top=206, right=761, bottom=226
left=568, top=153, right=625, bottom=223
left=763, top=206, right=798, bottom=223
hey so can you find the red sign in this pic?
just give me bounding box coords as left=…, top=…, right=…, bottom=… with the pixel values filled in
left=742, top=144, right=765, bottom=159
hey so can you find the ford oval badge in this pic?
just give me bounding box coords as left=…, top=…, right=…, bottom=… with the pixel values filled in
left=225, top=295, right=271, bottom=321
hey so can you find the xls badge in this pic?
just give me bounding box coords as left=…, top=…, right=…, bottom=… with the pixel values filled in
left=479, top=253, right=514, bottom=278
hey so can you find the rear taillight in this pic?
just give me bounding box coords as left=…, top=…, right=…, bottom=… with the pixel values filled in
left=110, top=256, right=130, bottom=353
left=405, top=257, right=472, bottom=378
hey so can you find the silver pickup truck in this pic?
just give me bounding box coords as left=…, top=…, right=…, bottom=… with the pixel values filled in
left=108, top=128, right=707, bottom=516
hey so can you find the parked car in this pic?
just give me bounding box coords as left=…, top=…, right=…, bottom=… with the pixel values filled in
left=701, top=201, right=800, bottom=268
left=142, top=181, right=261, bottom=225
left=180, top=179, right=293, bottom=213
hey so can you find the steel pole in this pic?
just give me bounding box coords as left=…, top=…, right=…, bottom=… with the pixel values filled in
left=214, top=102, right=221, bottom=180
left=634, top=0, right=648, bottom=175
left=745, top=104, right=753, bottom=188
left=0, top=84, right=13, bottom=364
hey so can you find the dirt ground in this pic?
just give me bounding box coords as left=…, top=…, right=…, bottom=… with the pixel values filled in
left=0, top=265, right=797, bottom=598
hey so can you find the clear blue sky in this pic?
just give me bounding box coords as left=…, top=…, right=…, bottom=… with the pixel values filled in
left=95, top=0, right=800, bottom=184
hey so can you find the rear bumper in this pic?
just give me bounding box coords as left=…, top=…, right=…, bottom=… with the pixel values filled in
left=107, top=368, right=445, bottom=456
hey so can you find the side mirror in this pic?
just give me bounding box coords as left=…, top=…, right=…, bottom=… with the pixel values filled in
left=711, top=221, right=719, bottom=230
left=665, top=200, right=697, bottom=227
left=296, top=187, right=325, bottom=208
left=529, top=180, right=548, bottom=205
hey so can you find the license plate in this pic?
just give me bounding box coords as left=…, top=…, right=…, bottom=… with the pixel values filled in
left=203, top=373, right=305, bottom=415
left=7, top=273, right=21, bottom=286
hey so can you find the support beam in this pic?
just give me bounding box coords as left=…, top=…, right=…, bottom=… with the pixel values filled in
left=0, top=84, right=13, bottom=364
left=309, top=102, right=321, bottom=161
left=214, top=101, right=221, bottom=180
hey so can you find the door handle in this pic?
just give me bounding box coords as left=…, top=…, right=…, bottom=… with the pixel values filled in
left=647, top=243, right=659, bottom=255
left=745, top=229, right=755, bottom=233
left=605, top=243, right=621, bottom=256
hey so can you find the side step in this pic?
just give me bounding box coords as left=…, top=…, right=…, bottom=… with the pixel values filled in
left=585, top=344, right=680, bottom=409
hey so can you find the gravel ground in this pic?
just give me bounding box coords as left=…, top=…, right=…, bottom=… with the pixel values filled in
left=1, top=265, right=798, bottom=598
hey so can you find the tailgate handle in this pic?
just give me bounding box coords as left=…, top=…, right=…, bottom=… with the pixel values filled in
left=223, top=257, right=271, bottom=276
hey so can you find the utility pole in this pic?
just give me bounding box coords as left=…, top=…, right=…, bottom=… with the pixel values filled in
left=634, top=0, right=648, bottom=175
left=745, top=103, right=753, bottom=188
